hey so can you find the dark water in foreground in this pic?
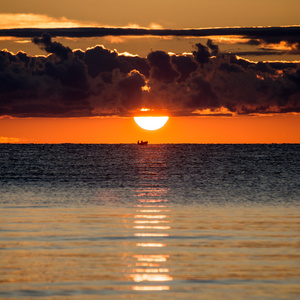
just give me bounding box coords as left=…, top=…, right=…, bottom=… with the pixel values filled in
left=0, top=144, right=299, bottom=299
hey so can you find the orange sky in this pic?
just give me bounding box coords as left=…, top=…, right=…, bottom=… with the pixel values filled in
left=2, top=1, right=299, bottom=29
left=1, top=114, right=299, bottom=144
left=1, top=2, right=299, bottom=144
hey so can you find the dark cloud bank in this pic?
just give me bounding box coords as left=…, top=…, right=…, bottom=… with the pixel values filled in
left=1, top=26, right=299, bottom=40
left=0, top=33, right=299, bottom=117
left=2, top=26, right=300, bottom=56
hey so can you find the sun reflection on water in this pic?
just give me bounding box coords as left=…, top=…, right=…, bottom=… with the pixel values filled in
left=136, top=242, right=166, bottom=247
left=132, top=286, right=170, bottom=291
left=134, top=220, right=169, bottom=224
left=137, top=209, right=170, bottom=212
left=135, top=205, right=167, bottom=208
left=130, top=274, right=173, bottom=282
left=130, top=191, right=172, bottom=290
left=134, top=214, right=168, bottom=219
left=134, top=233, right=169, bottom=237
left=138, top=199, right=169, bottom=203
left=133, top=226, right=171, bottom=229
left=127, top=148, right=173, bottom=293
left=133, top=255, right=170, bottom=262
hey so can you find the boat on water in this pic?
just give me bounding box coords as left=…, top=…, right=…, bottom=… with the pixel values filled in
left=137, top=140, right=148, bottom=145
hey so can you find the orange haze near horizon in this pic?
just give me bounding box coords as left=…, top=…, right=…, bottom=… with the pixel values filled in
left=0, top=114, right=299, bottom=144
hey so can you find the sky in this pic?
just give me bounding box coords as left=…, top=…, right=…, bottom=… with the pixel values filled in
left=0, top=0, right=300, bottom=143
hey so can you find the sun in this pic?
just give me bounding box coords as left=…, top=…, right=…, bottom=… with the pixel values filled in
left=134, top=116, right=169, bottom=131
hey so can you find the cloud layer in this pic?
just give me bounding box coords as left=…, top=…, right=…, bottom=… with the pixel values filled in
left=0, top=33, right=299, bottom=117
left=0, top=13, right=100, bottom=29
left=1, top=25, right=299, bottom=38
left=1, top=25, right=300, bottom=57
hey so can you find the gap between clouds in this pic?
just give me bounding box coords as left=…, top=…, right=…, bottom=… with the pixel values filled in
left=0, top=33, right=299, bottom=117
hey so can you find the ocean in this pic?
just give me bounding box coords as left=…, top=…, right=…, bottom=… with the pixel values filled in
left=0, top=144, right=299, bottom=299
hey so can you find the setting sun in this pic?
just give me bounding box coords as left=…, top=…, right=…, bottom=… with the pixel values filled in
left=134, top=116, right=169, bottom=131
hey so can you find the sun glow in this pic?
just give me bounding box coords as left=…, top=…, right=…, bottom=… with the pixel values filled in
left=134, top=116, right=169, bottom=130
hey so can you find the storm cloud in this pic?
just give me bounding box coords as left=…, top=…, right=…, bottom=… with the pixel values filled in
left=0, top=33, right=299, bottom=117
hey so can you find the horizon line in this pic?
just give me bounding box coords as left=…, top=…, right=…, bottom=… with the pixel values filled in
left=0, top=142, right=299, bottom=145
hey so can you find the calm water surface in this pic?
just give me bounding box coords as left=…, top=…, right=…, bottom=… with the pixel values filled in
left=0, top=144, right=299, bottom=299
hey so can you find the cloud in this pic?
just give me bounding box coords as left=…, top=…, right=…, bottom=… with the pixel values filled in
left=0, top=34, right=299, bottom=117
left=32, top=33, right=72, bottom=60
left=147, top=51, right=180, bottom=83
left=2, top=25, right=298, bottom=57
left=1, top=25, right=299, bottom=39
left=240, top=38, right=300, bottom=56
left=0, top=136, right=24, bottom=143
left=0, top=13, right=100, bottom=29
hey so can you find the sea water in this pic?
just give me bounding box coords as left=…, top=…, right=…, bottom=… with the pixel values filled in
left=0, top=144, right=299, bottom=299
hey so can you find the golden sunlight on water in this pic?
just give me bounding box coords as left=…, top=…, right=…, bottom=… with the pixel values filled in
left=1, top=202, right=300, bottom=298
left=0, top=207, right=132, bottom=297
left=128, top=186, right=174, bottom=293
left=1, top=145, right=300, bottom=299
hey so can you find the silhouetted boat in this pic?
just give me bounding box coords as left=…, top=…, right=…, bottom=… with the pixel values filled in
left=137, top=140, right=148, bottom=145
